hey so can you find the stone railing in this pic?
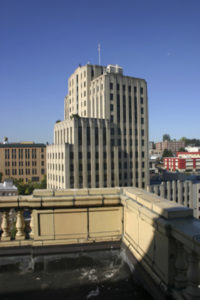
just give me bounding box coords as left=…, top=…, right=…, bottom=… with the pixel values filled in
left=0, top=188, right=122, bottom=247
left=0, top=187, right=200, bottom=299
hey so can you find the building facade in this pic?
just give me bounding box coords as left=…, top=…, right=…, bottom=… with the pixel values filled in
left=0, top=143, right=46, bottom=183
left=47, top=64, right=149, bottom=189
left=163, top=152, right=200, bottom=172
left=156, top=140, right=185, bottom=153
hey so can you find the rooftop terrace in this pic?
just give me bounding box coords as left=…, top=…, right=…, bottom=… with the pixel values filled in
left=0, top=187, right=200, bottom=299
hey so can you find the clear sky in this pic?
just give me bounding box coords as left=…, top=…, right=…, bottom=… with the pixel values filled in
left=1, top=0, right=200, bottom=144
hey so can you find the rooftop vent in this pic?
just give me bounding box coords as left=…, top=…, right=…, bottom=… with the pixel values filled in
left=106, top=64, right=123, bottom=75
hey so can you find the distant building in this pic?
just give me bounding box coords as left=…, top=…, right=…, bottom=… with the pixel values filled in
left=47, top=64, right=149, bottom=189
left=156, top=140, right=185, bottom=153
left=163, top=152, right=200, bottom=172
left=149, top=141, right=154, bottom=150
left=0, top=142, right=46, bottom=183
left=149, top=149, right=162, bottom=159
left=185, top=146, right=200, bottom=152
left=0, top=180, right=18, bottom=196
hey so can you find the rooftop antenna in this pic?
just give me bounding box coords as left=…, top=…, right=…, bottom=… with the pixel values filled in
left=98, top=43, right=101, bottom=65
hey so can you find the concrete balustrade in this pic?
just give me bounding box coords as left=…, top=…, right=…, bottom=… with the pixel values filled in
left=0, top=187, right=200, bottom=299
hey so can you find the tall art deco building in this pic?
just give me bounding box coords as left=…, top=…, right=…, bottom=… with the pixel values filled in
left=47, top=64, right=149, bottom=189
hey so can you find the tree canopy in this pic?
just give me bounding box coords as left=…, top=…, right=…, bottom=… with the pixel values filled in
left=162, top=149, right=173, bottom=157
left=14, top=175, right=46, bottom=195
left=180, top=137, right=200, bottom=147
left=163, top=134, right=171, bottom=141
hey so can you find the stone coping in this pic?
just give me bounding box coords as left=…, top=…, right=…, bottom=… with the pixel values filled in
left=0, top=187, right=194, bottom=220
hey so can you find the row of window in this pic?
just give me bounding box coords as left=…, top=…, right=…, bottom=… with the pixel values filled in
left=69, top=149, right=145, bottom=160
left=48, top=152, right=64, bottom=160
left=110, top=83, right=144, bottom=94
left=48, top=164, right=64, bottom=171
left=5, top=169, right=45, bottom=176
left=4, top=148, right=44, bottom=160
left=49, top=181, right=145, bottom=190
left=5, top=161, right=44, bottom=167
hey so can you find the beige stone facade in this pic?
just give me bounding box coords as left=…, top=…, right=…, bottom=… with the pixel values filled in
left=0, top=143, right=46, bottom=183
left=47, top=64, right=149, bottom=189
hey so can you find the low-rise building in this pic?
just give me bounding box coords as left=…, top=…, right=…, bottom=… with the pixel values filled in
left=185, top=146, right=200, bottom=152
left=0, top=180, right=18, bottom=196
left=0, top=142, right=46, bottom=183
left=163, top=152, right=200, bottom=172
left=156, top=140, right=185, bottom=153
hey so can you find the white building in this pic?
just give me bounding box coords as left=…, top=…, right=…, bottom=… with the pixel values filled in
left=0, top=180, right=18, bottom=196
left=47, top=64, right=149, bottom=189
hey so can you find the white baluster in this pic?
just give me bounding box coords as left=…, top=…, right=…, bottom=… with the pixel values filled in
left=29, top=210, right=34, bottom=239
left=1, top=211, right=11, bottom=241
left=15, top=210, right=25, bottom=240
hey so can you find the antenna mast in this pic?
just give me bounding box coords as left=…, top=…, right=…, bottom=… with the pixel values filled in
left=98, top=43, right=101, bottom=65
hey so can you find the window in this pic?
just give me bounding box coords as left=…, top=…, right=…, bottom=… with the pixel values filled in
left=95, top=127, right=98, bottom=145
left=110, top=128, right=114, bottom=135
left=110, top=104, right=113, bottom=111
left=128, top=86, right=131, bottom=93
left=110, top=93, right=113, bottom=100
left=78, top=126, right=82, bottom=145
left=123, top=84, right=125, bottom=92
left=87, top=127, right=90, bottom=145
left=110, top=83, right=113, bottom=89
left=134, top=86, right=137, bottom=93
left=141, top=97, right=144, bottom=104
left=117, top=83, right=120, bottom=91
left=140, top=87, right=143, bottom=94
left=141, top=107, right=144, bottom=114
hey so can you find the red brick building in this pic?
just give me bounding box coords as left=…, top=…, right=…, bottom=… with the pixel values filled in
left=156, top=140, right=185, bottom=153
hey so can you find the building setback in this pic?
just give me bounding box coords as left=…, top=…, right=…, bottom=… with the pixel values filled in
left=0, top=143, right=46, bottom=183
left=47, top=64, right=149, bottom=189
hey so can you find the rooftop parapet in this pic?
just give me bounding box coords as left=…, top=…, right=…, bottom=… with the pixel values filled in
left=0, top=187, right=199, bottom=299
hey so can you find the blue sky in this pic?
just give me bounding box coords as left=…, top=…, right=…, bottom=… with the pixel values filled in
left=0, top=0, right=200, bottom=143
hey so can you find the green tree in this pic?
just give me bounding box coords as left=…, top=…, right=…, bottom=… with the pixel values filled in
left=178, top=147, right=186, bottom=152
left=163, top=134, right=171, bottom=141
left=40, top=175, right=47, bottom=189
left=162, top=149, right=173, bottom=157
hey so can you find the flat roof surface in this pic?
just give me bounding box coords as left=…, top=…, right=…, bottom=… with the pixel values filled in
left=0, top=143, right=46, bottom=148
